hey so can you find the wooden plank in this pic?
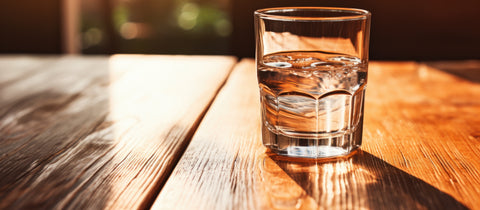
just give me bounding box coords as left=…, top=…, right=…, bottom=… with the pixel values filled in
left=424, top=60, right=480, bottom=83
left=0, top=55, right=236, bottom=209
left=0, top=56, right=60, bottom=89
left=152, top=59, right=480, bottom=209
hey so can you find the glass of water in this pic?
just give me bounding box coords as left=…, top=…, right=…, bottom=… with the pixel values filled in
left=255, top=7, right=371, bottom=158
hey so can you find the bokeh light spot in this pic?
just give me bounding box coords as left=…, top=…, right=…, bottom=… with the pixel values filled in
left=214, top=18, right=232, bottom=37
left=82, top=28, right=103, bottom=48
left=177, top=3, right=199, bottom=30
left=120, top=22, right=138, bottom=39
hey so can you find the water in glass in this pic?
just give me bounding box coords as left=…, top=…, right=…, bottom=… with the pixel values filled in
left=258, top=50, right=367, bottom=158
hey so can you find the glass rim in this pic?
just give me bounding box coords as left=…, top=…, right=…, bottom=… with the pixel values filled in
left=254, top=7, right=370, bottom=22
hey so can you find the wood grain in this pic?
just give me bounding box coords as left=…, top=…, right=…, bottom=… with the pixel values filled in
left=152, top=59, right=480, bottom=209
left=0, top=55, right=236, bottom=209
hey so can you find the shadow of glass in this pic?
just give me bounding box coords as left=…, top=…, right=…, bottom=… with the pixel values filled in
left=425, top=60, right=480, bottom=83
left=265, top=150, right=468, bottom=209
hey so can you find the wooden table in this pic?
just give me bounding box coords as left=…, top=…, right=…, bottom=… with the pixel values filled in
left=1, top=55, right=479, bottom=209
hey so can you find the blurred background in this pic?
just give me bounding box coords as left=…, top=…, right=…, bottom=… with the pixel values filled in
left=1, top=0, right=479, bottom=60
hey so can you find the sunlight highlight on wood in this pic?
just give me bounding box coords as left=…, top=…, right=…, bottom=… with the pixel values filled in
left=0, top=55, right=236, bottom=209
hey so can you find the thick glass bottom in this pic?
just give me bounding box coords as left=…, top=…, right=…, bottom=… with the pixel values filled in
left=262, top=122, right=363, bottom=159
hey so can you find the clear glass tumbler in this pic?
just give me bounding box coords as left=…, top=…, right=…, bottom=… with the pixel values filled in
left=255, top=7, right=371, bottom=158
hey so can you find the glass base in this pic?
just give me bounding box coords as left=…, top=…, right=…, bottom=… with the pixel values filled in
left=262, top=122, right=363, bottom=159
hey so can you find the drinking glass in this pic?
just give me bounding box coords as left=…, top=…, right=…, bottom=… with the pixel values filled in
left=255, top=7, right=371, bottom=158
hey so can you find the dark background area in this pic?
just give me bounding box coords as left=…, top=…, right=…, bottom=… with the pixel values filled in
left=1, top=0, right=479, bottom=60
left=232, top=0, right=480, bottom=60
left=0, top=0, right=62, bottom=54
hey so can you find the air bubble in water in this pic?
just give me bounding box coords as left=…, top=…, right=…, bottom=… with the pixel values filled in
left=311, top=61, right=346, bottom=68
left=264, top=61, right=292, bottom=68
left=327, top=56, right=361, bottom=65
